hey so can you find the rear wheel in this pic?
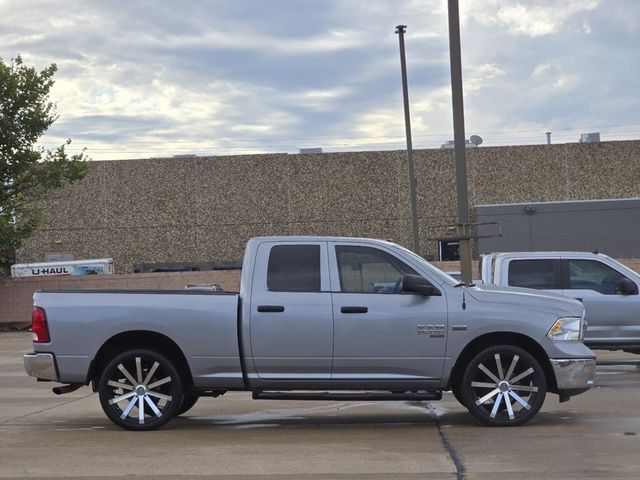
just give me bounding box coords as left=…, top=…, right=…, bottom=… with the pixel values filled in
left=98, top=349, right=183, bottom=431
left=460, top=345, right=546, bottom=426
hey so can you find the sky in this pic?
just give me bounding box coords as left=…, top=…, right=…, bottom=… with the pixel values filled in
left=1, top=0, right=639, bottom=160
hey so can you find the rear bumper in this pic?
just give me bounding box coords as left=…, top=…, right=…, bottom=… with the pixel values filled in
left=24, top=353, right=58, bottom=381
left=551, top=358, right=596, bottom=390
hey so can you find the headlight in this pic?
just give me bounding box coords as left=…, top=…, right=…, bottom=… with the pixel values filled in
left=547, top=317, right=583, bottom=341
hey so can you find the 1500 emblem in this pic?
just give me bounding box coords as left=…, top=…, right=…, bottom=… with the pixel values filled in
left=417, top=324, right=446, bottom=337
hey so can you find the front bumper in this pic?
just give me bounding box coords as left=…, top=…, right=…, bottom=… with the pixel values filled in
left=551, top=358, right=596, bottom=390
left=24, top=353, right=58, bottom=381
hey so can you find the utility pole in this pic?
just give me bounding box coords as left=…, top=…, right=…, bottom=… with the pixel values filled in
left=395, top=24, right=421, bottom=255
left=447, top=0, right=473, bottom=284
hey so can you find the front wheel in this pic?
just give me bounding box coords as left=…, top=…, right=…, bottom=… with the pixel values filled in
left=460, top=345, right=547, bottom=427
left=98, top=349, right=184, bottom=431
left=451, top=384, right=465, bottom=407
left=177, top=394, right=200, bottom=416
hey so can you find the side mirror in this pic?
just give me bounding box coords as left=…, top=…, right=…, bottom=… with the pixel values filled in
left=401, top=274, right=441, bottom=296
left=616, top=278, right=638, bottom=295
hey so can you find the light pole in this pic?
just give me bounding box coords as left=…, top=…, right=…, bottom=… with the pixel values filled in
left=447, top=0, right=473, bottom=284
left=395, top=24, right=421, bottom=255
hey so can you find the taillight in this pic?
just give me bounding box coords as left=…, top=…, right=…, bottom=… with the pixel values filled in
left=32, top=307, right=50, bottom=343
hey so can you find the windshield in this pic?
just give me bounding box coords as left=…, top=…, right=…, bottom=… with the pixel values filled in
left=393, top=244, right=461, bottom=287
left=602, top=255, right=640, bottom=281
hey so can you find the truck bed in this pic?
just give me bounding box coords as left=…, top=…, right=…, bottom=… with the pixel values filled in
left=33, top=289, right=244, bottom=389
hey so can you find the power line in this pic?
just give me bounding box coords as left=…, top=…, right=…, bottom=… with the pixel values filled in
left=53, top=135, right=640, bottom=154
left=44, top=133, right=640, bottom=148
left=40, top=122, right=640, bottom=145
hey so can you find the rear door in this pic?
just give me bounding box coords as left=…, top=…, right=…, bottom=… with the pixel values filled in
left=329, top=242, right=448, bottom=384
left=249, top=241, right=333, bottom=379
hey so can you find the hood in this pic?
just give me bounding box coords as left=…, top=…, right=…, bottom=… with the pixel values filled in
left=465, top=284, right=584, bottom=318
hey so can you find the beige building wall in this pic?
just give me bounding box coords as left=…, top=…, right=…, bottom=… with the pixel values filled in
left=16, top=140, right=640, bottom=273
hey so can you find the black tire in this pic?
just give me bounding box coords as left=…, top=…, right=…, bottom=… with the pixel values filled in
left=451, top=384, right=465, bottom=407
left=460, top=345, right=546, bottom=427
left=98, top=349, right=184, bottom=431
left=177, top=394, right=200, bottom=416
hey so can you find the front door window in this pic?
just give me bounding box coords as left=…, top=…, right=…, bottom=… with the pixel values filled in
left=335, top=245, right=417, bottom=294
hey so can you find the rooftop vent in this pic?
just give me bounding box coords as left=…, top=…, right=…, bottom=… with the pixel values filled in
left=299, top=147, right=323, bottom=154
left=440, top=140, right=477, bottom=149
left=579, top=132, right=600, bottom=143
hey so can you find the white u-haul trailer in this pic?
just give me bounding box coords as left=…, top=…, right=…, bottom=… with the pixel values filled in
left=11, top=259, right=114, bottom=278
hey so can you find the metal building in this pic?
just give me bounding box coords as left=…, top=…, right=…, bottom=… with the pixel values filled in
left=475, top=198, right=640, bottom=257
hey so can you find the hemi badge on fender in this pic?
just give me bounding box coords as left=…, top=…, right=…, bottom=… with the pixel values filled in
left=451, top=325, right=468, bottom=331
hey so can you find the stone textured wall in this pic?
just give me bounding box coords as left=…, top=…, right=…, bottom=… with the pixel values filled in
left=16, top=140, right=640, bottom=272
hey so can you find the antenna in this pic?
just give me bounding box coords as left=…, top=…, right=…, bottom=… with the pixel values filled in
left=469, top=135, right=483, bottom=146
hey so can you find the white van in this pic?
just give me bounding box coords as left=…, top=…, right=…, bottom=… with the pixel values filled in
left=11, top=259, right=114, bottom=278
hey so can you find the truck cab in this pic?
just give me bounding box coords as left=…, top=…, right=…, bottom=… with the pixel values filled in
left=241, top=238, right=453, bottom=387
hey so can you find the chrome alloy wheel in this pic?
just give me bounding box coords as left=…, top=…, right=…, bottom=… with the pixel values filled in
left=461, top=345, right=546, bottom=427
left=99, top=349, right=183, bottom=431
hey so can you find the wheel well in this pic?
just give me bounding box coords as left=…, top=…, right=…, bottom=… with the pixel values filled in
left=88, top=331, right=193, bottom=391
left=447, top=332, right=557, bottom=393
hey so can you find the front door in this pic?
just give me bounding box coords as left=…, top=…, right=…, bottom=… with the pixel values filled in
left=329, top=243, right=448, bottom=385
left=562, top=258, right=640, bottom=344
left=249, top=241, right=333, bottom=380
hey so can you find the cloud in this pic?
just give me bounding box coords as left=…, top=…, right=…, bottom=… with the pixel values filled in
left=0, top=0, right=638, bottom=159
left=465, top=63, right=506, bottom=93
left=468, top=0, right=600, bottom=37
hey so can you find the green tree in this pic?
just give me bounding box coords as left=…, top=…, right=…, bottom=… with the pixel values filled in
left=1, top=55, right=89, bottom=276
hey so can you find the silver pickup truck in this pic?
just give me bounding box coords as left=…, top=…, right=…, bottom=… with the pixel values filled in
left=24, top=237, right=595, bottom=430
left=480, top=251, right=640, bottom=353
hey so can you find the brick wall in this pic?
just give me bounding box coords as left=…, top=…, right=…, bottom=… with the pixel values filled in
left=0, top=270, right=240, bottom=327
left=4, top=258, right=639, bottom=327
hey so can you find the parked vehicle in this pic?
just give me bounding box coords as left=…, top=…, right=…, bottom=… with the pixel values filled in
left=480, top=251, right=640, bottom=353
left=11, top=258, right=114, bottom=278
left=24, top=237, right=595, bottom=430
left=445, top=271, right=462, bottom=281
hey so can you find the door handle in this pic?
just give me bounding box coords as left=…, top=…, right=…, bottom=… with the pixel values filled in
left=257, top=305, right=285, bottom=313
left=341, top=306, right=368, bottom=314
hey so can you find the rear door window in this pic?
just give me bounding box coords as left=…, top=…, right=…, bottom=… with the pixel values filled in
left=267, top=245, right=321, bottom=292
left=507, top=259, right=559, bottom=289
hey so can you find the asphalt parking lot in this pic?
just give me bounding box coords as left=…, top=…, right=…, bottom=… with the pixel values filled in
left=1, top=331, right=639, bottom=480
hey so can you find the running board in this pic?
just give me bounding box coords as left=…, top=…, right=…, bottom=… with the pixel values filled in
left=52, top=384, right=82, bottom=395
left=252, top=391, right=442, bottom=401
